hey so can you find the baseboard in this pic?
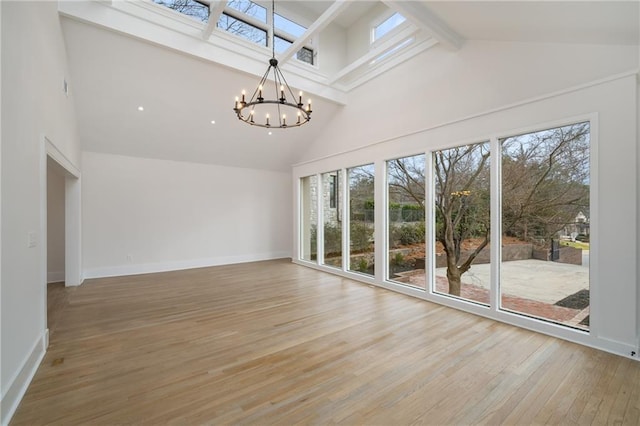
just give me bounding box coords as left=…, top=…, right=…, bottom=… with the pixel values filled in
left=82, top=251, right=292, bottom=279
left=47, top=270, right=64, bottom=283
left=593, top=336, right=640, bottom=361
left=1, top=331, right=48, bottom=426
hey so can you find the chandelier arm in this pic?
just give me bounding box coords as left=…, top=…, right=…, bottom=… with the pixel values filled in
left=250, top=66, right=272, bottom=102
left=272, top=66, right=284, bottom=126
left=276, top=67, right=300, bottom=106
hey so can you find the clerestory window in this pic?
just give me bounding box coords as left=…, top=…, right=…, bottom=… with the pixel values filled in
left=153, top=0, right=315, bottom=65
left=372, top=12, right=406, bottom=43
left=153, top=0, right=210, bottom=23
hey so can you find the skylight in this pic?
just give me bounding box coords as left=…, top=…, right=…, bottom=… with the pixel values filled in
left=227, top=0, right=266, bottom=22
left=153, top=0, right=314, bottom=65
left=142, top=0, right=436, bottom=91
left=373, top=12, right=406, bottom=42
left=274, top=13, right=306, bottom=38
left=153, top=0, right=209, bottom=23
left=218, top=13, right=267, bottom=46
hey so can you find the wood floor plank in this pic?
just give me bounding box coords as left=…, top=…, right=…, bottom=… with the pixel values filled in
left=10, top=259, right=640, bottom=425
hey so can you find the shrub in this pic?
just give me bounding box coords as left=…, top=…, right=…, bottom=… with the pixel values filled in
left=323, top=223, right=342, bottom=255
left=356, top=258, right=369, bottom=273
left=350, top=222, right=373, bottom=252
left=390, top=252, right=405, bottom=267
left=309, top=224, right=317, bottom=256
left=389, top=222, right=426, bottom=247
left=401, top=204, right=424, bottom=222
left=398, top=223, right=426, bottom=245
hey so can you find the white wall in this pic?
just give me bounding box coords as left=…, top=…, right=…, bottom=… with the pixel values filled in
left=293, top=40, right=639, bottom=359
left=346, top=2, right=388, bottom=63
left=300, top=40, right=639, bottom=162
left=82, top=152, right=292, bottom=278
left=318, top=22, right=347, bottom=76
left=1, top=1, right=80, bottom=423
left=47, top=161, right=65, bottom=283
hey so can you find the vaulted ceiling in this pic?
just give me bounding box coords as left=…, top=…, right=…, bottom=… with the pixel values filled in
left=59, top=1, right=639, bottom=171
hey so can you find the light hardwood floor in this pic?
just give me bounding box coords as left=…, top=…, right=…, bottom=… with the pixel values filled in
left=11, top=259, right=640, bottom=425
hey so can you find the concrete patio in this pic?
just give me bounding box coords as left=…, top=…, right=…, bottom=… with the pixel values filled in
left=435, top=254, right=589, bottom=305
left=395, top=254, right=590, bottom=329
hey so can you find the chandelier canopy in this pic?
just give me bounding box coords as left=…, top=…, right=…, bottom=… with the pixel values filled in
left=232, top=0, right=312, bottom=129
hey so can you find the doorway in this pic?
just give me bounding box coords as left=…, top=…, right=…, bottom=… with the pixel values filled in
left=42, top=137, right=82, bottom=342
left=46, top=157, right=69, bottom=335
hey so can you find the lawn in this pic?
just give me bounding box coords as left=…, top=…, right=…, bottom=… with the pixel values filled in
left=560, top=240, right=590, bottom=250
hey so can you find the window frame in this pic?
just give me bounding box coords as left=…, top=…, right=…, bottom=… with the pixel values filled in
left=370, top=11, right=408, bottom=47
left=218, top=11, right=268, bottom=46
left=218, top=0, right=316, bottom=65
left=151, top=0, right=211, bottom=23
left=385, top=153, right=427, bottom=288
left=293, top=113, right=598, bottom=343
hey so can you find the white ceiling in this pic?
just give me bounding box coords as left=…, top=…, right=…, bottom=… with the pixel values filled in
left=425, top=1, right=639, bottom=45
left=283, top=1, right=380, bottom=28
left=60, top=1, right=639, bottom=172
left=62, top=17, right=343, bottom=172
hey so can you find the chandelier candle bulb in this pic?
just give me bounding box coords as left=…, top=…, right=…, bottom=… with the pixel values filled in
left=282, top=114, right=286, bottom=126
left=298, top=91, right=303, bottom=105
left=266, top=113, right=270, bottom=127
left=241, top=90, right=246, bottom=103
left=258, top=85, right=263, bottom=101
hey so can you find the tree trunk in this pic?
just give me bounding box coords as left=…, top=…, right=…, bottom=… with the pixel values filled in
left=446, top=264, right=462, bottom=296
left=442, top=214, right=462, bottom=296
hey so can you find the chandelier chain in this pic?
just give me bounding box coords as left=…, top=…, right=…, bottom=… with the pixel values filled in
left=271, top=0, right=275, bottom=59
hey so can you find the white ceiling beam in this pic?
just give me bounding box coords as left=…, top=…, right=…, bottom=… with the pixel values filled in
left=381, top=1, right=463, bottom=50
left=278, top=0, right=351, bottom=65
left=328, top=25, right=419, bottom=85
left=203, top=0, right=226, bottom=40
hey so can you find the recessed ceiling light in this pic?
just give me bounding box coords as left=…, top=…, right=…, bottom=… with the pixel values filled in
left=137, top=106, right=144, bottom=111
left=211, top=120, right=216, bottom=124
left=268, top=131, right=272, bottom=136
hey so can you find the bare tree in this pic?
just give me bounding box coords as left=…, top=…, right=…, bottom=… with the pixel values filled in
left=218, top=0, right=268, bottom=45
left=434, top=143, right=491, bottom=296
left=389, top=122, right=589, bottom=297
left=388, top=156, right=426, bottom=208
left=155, top=0, right=210, bottom=22
left=348, top=165, right=375, bottom=222
left=502, top=122, right=590, bottom=243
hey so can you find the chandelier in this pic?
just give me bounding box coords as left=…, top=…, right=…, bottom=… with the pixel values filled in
left=232, top=0, right=312, bottom=128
